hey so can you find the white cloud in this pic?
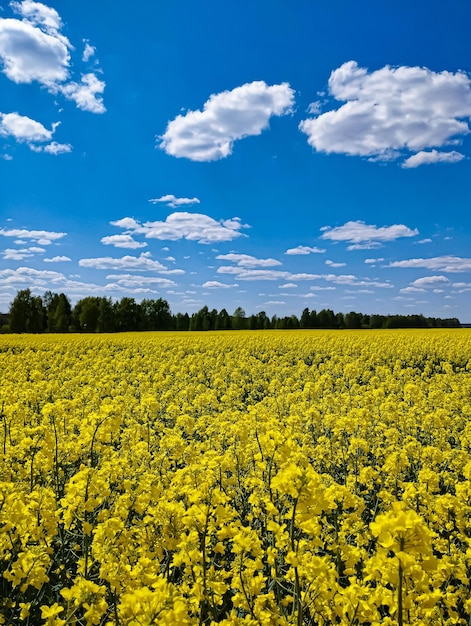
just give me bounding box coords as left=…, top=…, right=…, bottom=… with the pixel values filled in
left=57, top=72, right=106, bottom=113
left=300, top=61, right=471, bottom=165
left=79, top=251, right=167, bottom=271
left=43, top=255, right=71, bottom=262
left=400, top=286, right=426, bottom=293
left=216, top=253, right=281, bottom=267
left=217, top=267, right=322, bottom=281
left=149, top=195, right=200, bottom=208
left=0, top=227, right=66, bottom=244
left=202, top=281, right=238, bottom=288
left=285, top=245, right=326, bottom=255
left=11, top=1, right=63, bottom=34
left=409, top=275, right=450, bottom=288
left=0, top=112, right=72, bottom=153
left=279, top=283, right=297, bottom=289
left=82, top=40, right=95, bottom=62
left=0, top=2, right=105, bottom=113
left=402, top=149, right=465, bottom=168
left=111, top=212, right=249, bottom=244
left=415, top=239, right=432, bottom=245
left=105, top=274, right=176, bottom=288
left=159, top=80, right=295, bottom=161
left=390, top=256, right=471, bottom=272
left=364, top=257, right=384, bottom=264
left=325, top=259, right=346, bottom=268
left=32, top=140, right=72, bottom=154
left=0, top=13, right=70, bottom=84
left=0, top=112, right=54, bottom=141
left=2, top=247, right=36, bottom=260
left=100, top=234, right=147, bottom=249
left=321, top=220, right=418, bottom=246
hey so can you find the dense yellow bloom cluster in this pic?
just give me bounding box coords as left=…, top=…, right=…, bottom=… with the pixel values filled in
left=1, top=329, right=471, bottom=624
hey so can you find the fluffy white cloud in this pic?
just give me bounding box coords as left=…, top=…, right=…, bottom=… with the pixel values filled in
left=279, top=283, right=297, bottom=288
left=321, top=221, right=418, bottom=246
left=364, top=258, right=384, bottom=264
left=159, top=80, right=295, bottom=161
left=0, top=2, right=105, bottom=113
left=390, top=256, right=471, bottom=272
left=149, top=195, right=200, bottom=208
left=216, top=253, right=281, bottom=267
left=105, top=274, right=176, bottom=288
left=402, top=150, right=465, bottom=169
left=79, top=252, right=167, bottom=271
left=217, top=267, right=321, bottom=281
left=409, top=275, right=450, bottom=288
left=285, top=245, right=326, bottom=255
left=56, top=72, right=106, bottom=113
left=100, top=234, right=147, bottom=249
left=0, top=14, right=70, bottom=84
left=0, top=112, right=54, bottom=142
left=43, top=255, right=71, bottom=262
left=82, top=40, right=96, bottom=62
left=0, top=112, right=72, bottom=153
left=300, top=61, right=471, bottom=165
left=202, top=281, right=238, bottom=288
left=0, top=227, right=66, bottom=244
left=37, top=141, right=72, bottom=154
left=325, top=259, right=346, bottom=268
left=111, top=212, right=248, bottom=244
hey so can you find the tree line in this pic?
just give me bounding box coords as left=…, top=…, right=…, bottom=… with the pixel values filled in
left=0, top=289, right=462, bottom=333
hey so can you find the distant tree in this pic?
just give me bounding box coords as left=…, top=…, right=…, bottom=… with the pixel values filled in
left=115, top=297, right=140, bottom=332
left=140, top=298, right=173, bottom=330
left=232, top=307, right=246, bottom=330
left=43, top=291, right=71, bottom=332
left=9, top=289, right=45, bottom=333
left=215, top=308, right=231, bottom=330
left=300, top=307, right=311, bottom=329
left=175, top=312, right=190, bottom=331
left=344, top=311, right=362, bottom=329
left=73, top=297, right=101, bottom=332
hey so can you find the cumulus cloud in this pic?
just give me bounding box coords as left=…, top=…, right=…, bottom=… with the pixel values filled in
left=149, top=195, right=200, bottom=208
left=402, top=150, right=465, bottom=169
left=300, top=61, right=471, bottom=166
left=111, top=212, right=249, bottom=244
left=409, top=275, right=450, bottom=288
left=79, top=252, right=168, bottom=271
left=56, top=72, right=106, bottom=113
left=82, top=40, right=95, bottom=62
left=105, top=274, right=176, bottom=288
left=0, top=227, right=66, bottom=244
left=320, top=220, right=418, bottom=247
left=0, top=112, right=73, bottom=153
left=100, top=234, right=147, bottom=249
left=159, top=80, right=295, bottom=161
left=216, top=253, right=281, bottom=267
left=0, top=1, right=105, bottom=113
left=389, top=256, right=471, bottom=272
left=285, top=245, right=326, bottom=255
left=0, top=112, right=55, bottom=142
left=202, top=281, right=238, bottom=288
left=43, top=255, right=71, bottom=262
left=325, top=259, right=346, bottom=268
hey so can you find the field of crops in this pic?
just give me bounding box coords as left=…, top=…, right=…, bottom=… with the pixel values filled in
left=1, top=330, right=471, bottom=625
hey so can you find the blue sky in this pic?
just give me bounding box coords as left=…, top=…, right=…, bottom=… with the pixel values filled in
left=1, top=0, right=471, bottom=320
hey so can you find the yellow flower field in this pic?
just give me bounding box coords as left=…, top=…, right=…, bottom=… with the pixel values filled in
left=1, top=330, right=471, bottom=625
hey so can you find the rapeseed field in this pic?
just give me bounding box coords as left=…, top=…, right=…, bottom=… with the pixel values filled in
left=1, top=330, right=471, bottom=625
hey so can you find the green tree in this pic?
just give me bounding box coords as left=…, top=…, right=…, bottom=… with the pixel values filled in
left=9, top=289, right=45, bottom=333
